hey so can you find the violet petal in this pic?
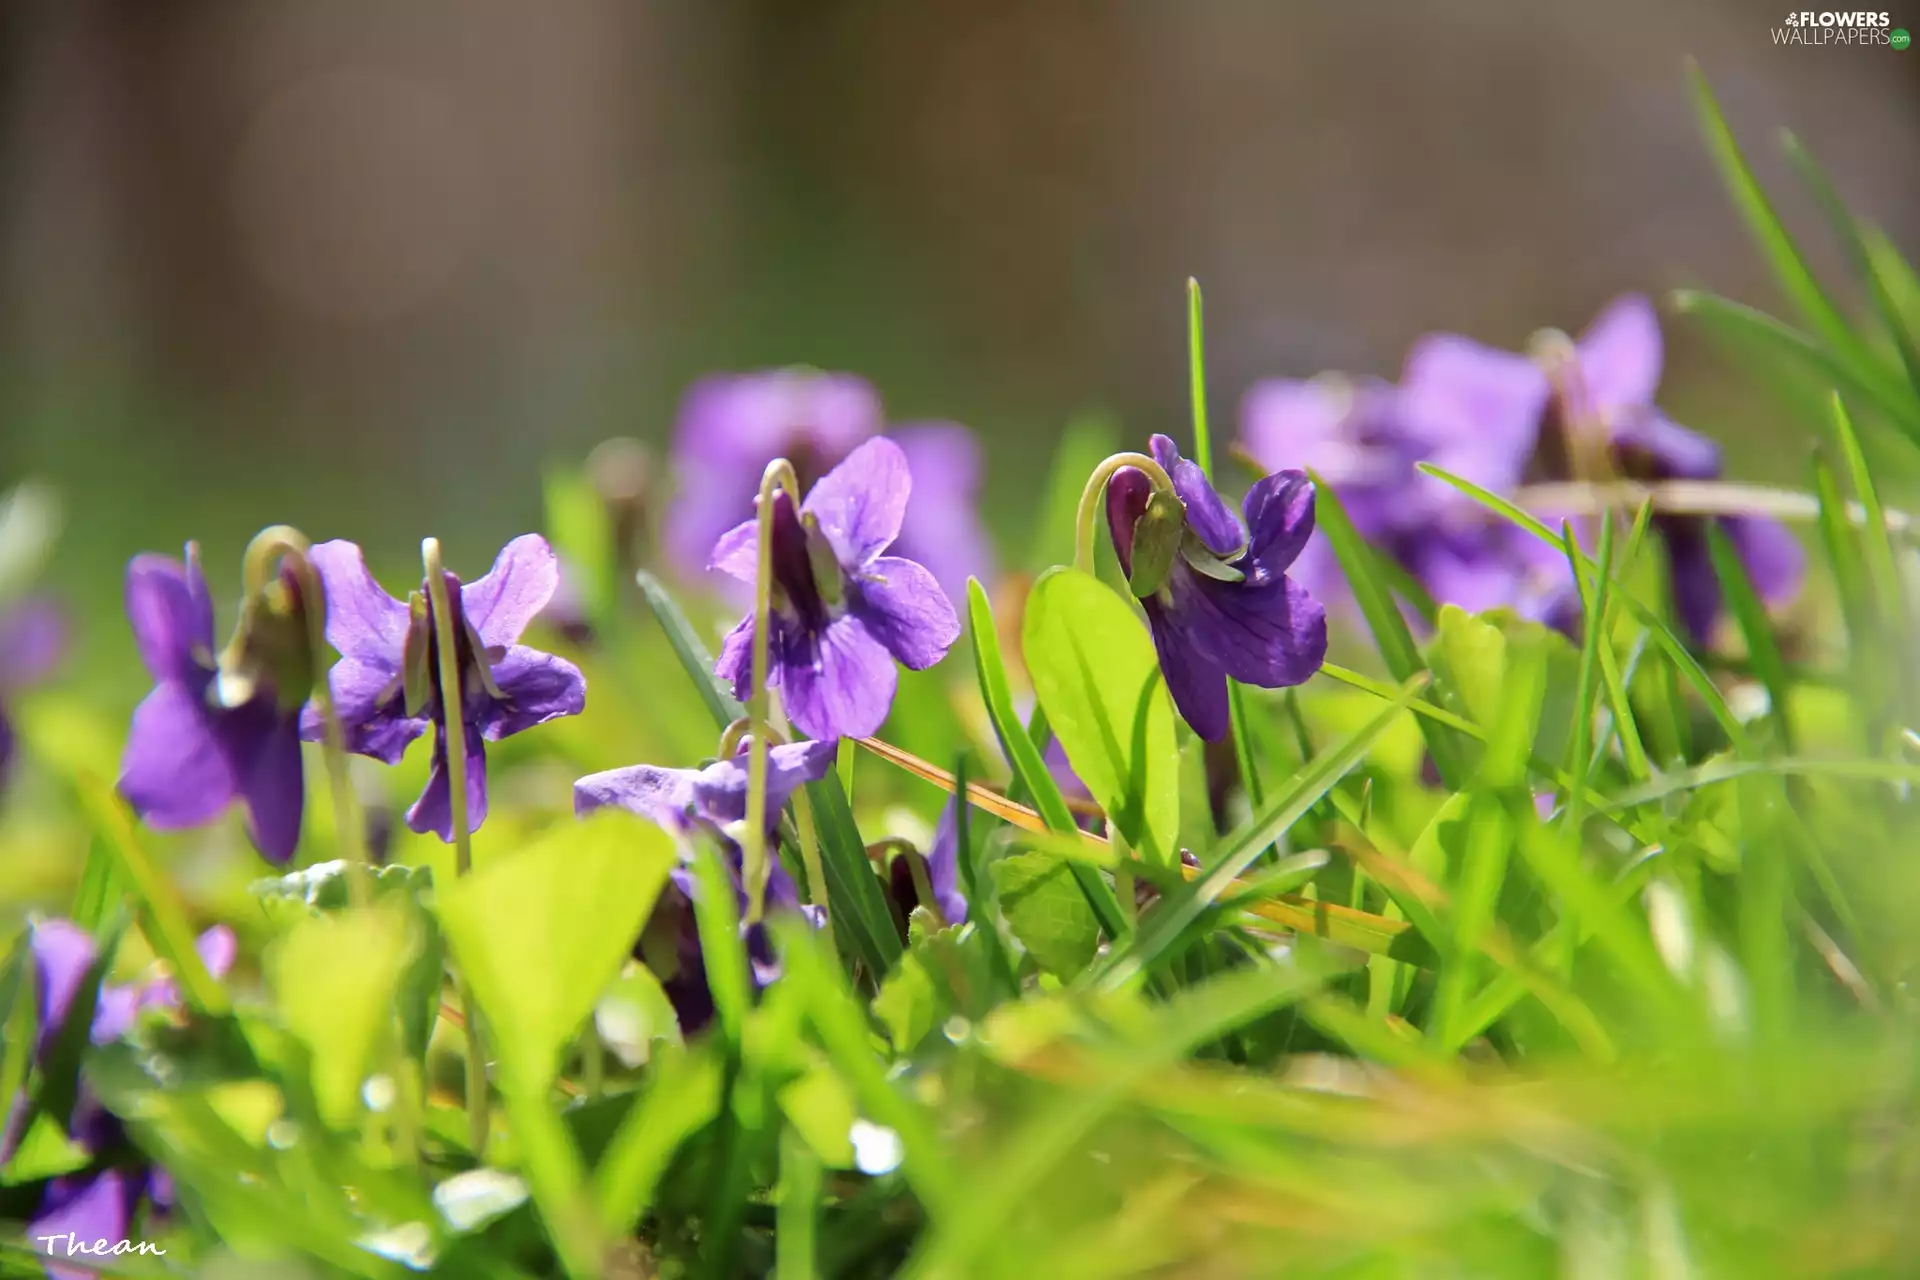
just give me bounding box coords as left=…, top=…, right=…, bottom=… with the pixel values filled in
left=119, top=680, right=236, bottom=829
left=778, top=613, right=898, bottom=742
left=480, top=646, right=587, bottom=740
left=1576, top=293, right=1663, bottom=417
left=407, top=721, right=489, bottom=840
left=307, top=540, right=410, bottom=663
left=1240, top=470, right=1316, bottom=574
left=463, top=534, right=561, bottom=650
left=124, top=554, right=212, bottom=684
left=1150, top=434, right=1245, bottom=556
left=574, top=762, right=699, bottom=827
left=850, top=556, right=961, bottom=672
left=802, top=437, right=911, bottom=567
left=1145, top=602, right=1231, bottom=742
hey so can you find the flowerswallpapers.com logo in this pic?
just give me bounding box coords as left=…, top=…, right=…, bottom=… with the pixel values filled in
left=1773, top=10, right=1907, bottom=44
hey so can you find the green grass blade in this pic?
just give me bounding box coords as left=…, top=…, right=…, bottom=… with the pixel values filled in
left=1416, top=462, right=1754, bottom=756
left=1563, top=516, right=1650, bottom=782
left=1097, top=677, right=1426, bottom=990
left=635, top=569, right=745, bottom=724
left=1783, top=131, right=1920, bottom=396
left=1706, top=521, right=1794, bottom=748
left=1686, top=63, right=1885, bottom=390
left=905, top=959, right=1331, bottom=1280
left=967, top=578, right=1128, bottom=942
left=1830, top=393, right=1907, bottom=633
left=1671, top=290, right=1920, bottom=442
left=593, top=1046, right=724, bottom=1236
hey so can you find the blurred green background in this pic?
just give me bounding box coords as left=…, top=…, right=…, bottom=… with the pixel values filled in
left=0, top=2, right=1915, bottom=696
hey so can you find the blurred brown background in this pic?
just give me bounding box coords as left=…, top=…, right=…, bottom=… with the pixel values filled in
left=0, top=1, right=1915, bottom=666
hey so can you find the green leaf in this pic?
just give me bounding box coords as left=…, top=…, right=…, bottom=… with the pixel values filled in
left=968, top=578, right=1127, bottom=941
left=1099, top=677, right=1425, bottom=988
left=635, top=569, right=746, bottom=725
left=1672, top=290, right=1920, bottom=441
left=803, top=772, right=904, bottom=980
left=436, top=809, right=676, bottom=1098
left=1784, top=132, right=1920, bottom=397
left=1415, top=462, right=1754, bottom=757
left=1686, top=63, right=1892, bottom=403
left=72, top=774, right=227, bottom=1016
left=271, top=903, right=418, bottom=1130
left=991, top=853, right=1100, bottom=979
left=1, top=1111, right=91, bottom=1185
left=1022, top=567, right=1179, bottom=866
left=777, top=1064, right=858, bottom=1168
left=592, top=1043, right=724, bottom=1236
left=252, top=860, right=444, bottom=1063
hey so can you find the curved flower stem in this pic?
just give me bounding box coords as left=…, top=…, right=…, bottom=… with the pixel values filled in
left=238, top=527, right=367, bottom=904
left=1073, top=452, right=1177, bottom=577
left=423, top=536, right=488, bottom=1159
left=745, top=459, right=804, bottom=926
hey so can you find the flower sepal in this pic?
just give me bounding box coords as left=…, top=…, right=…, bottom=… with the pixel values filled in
left=1124, top=489, right=1188, bottom=598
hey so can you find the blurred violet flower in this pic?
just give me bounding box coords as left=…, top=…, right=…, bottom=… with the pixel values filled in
left=1106, top=435, right=1327, bottom=742
left=302, top=535, right=586, bottom=841
left=117, top=550, right=306, bottom=863
left=6, top=918, right=235, bottom=1280
left=0, top=596, right=64, bottom=780
left=1248, top=296, right=1804, bottom=643
left=1241, top=373, right=1572, bottom=629
left=575, top=738, right=835, bottom=1034
left=885, top=797, right=969, bottom=928
left=708, top=438, right=962, bottom=741
left=887, top=423, right=997, bottom=606
left=664, top=371, right=997, bottom=605
left=665, top=370, right=884, bottom=586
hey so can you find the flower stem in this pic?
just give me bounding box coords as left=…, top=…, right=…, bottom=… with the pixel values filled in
left=1072, top=452, right=1178, bottom=577
left=244, top=527, right=425, bottom=1166
left=239, top=527, right=368, bottom=905
left=744, top=459, right=802, bottom=926
left=423, top=536, right=489, bottom=1159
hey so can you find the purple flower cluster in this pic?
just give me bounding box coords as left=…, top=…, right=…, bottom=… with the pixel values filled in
left=5, top=919, right=235, bottom=1280
left=1241, top=295, right=1805, bottom=641
left=114, top=535, right=587, bottom=863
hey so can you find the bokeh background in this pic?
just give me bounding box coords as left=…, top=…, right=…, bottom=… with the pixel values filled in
left=1, top=1, right=1915, bottom=689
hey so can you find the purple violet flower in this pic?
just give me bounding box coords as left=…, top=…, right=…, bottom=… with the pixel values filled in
left=574, top=738, right=835, bottom=1033
left=665, top=370, right=884, bottom=586
left=885, top=797, right=970, bottom=928
left=708, top=438, right=962, bottom=742
left=7, top=918, right=235, bottom=1280
left=1401, top=295, right=1807, bottom=641
left=117, top=550, right=306, bottom=863
left=301, top=534, right=586, bottom=841
left=1106, top=435, right=1328, bottom=742
left=0, top=596, right=64, bottom=781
